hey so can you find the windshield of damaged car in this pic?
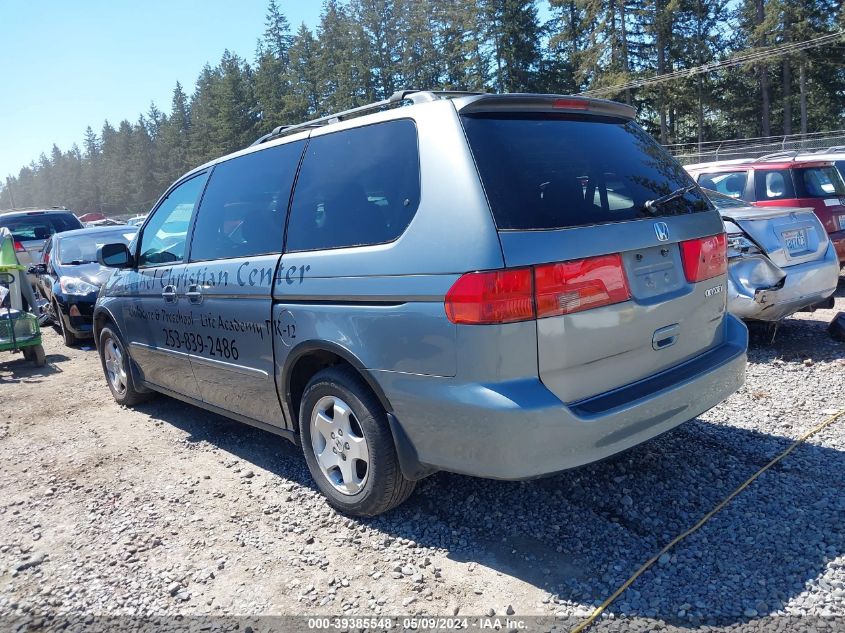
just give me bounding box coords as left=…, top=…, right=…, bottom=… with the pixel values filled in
left=58, top=230, right=136, bottom=265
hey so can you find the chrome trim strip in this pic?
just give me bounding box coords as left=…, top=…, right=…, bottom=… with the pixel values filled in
left=128, top=342, right=268, bottom=378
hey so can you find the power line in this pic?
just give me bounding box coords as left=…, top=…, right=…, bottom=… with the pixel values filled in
left=580, top=31, right=844, bottom=98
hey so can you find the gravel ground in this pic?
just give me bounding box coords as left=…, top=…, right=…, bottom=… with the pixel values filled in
left=1, top=281, right=844, bottom=633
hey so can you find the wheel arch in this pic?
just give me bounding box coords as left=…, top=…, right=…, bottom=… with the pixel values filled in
left=281, top=340, right=393, bottom=434
left=92, top=306, right=151, bottom=394
left=92, top=305, right=120, bottom=344
left=281, top=340, right=434, bottom=482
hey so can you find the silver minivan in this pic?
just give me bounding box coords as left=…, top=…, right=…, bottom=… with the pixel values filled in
left=94, top=91, right=747, bottom=516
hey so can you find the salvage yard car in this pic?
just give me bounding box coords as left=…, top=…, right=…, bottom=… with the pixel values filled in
left=31, top=225, right=137, bottom=346
left=0, top=208, right=84, bottom=285
left=704, top=189, right=840, bottom=322
left=686, top=155, right=845, bottom=264
left=92, top=91, right=747, bottom=516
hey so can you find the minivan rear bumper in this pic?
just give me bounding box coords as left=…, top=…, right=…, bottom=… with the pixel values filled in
left=377, top=315, right=747, bottom=480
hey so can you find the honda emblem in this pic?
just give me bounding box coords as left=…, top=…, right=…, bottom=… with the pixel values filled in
left=654, top=222, right=670, bottom=242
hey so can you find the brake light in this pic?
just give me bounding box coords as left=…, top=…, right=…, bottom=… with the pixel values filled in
left=445, top=254, right=634, bottom=324
left=444, top=268, right=534, bottom=324
left=535, top=254, right=630, bottom=317
left=680, top=233, right=727, bottom=283
left=553, top=98, right=588, bottom=110
left=13, top=241, right=25, bottom=253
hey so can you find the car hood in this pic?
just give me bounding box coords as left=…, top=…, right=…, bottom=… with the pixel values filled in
left=59, top=262, right=113, bottom=287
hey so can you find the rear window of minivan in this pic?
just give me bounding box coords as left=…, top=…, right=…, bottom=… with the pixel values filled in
left=461, top=114, right=710, bottom=230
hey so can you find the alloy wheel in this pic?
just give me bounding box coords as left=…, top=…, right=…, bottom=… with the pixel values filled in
left=309, top=395, right=370, bottom=495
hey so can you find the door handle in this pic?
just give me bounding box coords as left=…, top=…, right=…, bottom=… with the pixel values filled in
left=652, top=323, right=680, bottom=350
left=186, top=284, right=203, bottom=304
left=161, top=285, right=177, bottom=303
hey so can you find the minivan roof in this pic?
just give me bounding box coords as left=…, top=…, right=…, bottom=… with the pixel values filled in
left=180, top=91, right=638, bottom=186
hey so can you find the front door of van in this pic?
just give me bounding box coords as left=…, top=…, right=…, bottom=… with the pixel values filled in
left=180, top=140, right=306, bottom=426
left=121, top=172, right=208, bottom=400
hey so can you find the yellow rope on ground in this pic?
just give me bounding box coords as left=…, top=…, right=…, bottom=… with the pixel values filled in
left=570, top=408, right=845, bottom=633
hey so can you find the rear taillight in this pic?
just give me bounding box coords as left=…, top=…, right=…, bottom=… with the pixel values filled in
left=444, top=268, right=534, bottom=324
left=680, top=233, right=727, bottom=283
left=535, top=254, right=630, bottom=318
left=13, top=241, right=25, bottom=253
left=445, top=254, right=633, bottom=324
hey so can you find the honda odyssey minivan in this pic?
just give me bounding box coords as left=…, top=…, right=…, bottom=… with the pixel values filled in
left=94, top=91, right=747, bottom=516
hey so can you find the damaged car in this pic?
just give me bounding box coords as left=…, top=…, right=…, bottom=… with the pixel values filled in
left=704, top=188, right=840, bottom=322
left=30, top=225, right=137, bottom=346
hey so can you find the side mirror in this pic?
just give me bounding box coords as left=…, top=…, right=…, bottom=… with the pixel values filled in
left=27, top=263, right=47, bottom=275
left=98, top=243, right=133, bottom=269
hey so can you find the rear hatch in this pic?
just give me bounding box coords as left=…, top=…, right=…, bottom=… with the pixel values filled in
left=459, top=96, right=728, bottom=404
left=707, top=191, right=830, bottom=268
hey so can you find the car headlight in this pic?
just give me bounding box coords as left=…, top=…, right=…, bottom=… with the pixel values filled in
left=59, top=276, right=99, bottom=295
left=726, top=233, right=761, bottom=259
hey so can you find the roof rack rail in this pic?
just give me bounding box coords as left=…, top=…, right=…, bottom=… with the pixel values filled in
left=825, top=145, right=845, bottom=152
left=249, top=89, right=485, bottom=147
left=754, top=150, right=798, bottom=162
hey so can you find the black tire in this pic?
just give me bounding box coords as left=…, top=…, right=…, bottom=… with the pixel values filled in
left=98, top=325, right=149, bottom=406
left=53, top=300, right=77, bottom=347
left=300, top=365, right=415, bottom=517
left=22, top=347, right=34, bottom=362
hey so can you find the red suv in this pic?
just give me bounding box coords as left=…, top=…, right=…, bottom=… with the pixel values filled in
left=686, top=154, right=845, bottom=264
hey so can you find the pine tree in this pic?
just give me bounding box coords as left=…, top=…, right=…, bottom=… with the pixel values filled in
left=263, top=0, right=293, bottom=62
left=159, top=82, right=192, bottom=185
left=285, top=23, right=322, bottom=121
left=482, top=0, right=542, bottom=92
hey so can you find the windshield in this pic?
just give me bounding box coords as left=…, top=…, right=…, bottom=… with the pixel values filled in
left=461, top=114, right=711, bottom=230
left=0, top=213, right=83, bottom=241
left=795, top=166, right=845, bottom=198
left=57, top=230, right=136, bottom=264
left=702, top=188, right=752, bottom=210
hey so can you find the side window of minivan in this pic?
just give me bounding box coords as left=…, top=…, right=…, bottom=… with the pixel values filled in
left=189, top=141, right=306, bottom=261
left=285, top=119, right=420, bottom=252
left=138, top=174, right=207, bottom=267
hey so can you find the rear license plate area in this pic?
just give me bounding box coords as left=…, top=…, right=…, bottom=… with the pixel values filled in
left=622, top=245, right=684, bottom=300
left=782, top=228, right=808, bottom=256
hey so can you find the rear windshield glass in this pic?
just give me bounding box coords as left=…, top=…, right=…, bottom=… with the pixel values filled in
left=794, top=166, right=845, bottom=198
left=57, top=230, right=136, bottom=265
left=0, top=213, right=82, bottom=241
left=461, top=114, right=710, bottom=230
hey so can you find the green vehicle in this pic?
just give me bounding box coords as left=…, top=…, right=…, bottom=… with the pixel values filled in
left=0, top=227, right=45, bottom=366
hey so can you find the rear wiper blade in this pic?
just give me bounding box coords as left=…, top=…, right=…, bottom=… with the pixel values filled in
left=641, top=184, right=698, bottom=215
